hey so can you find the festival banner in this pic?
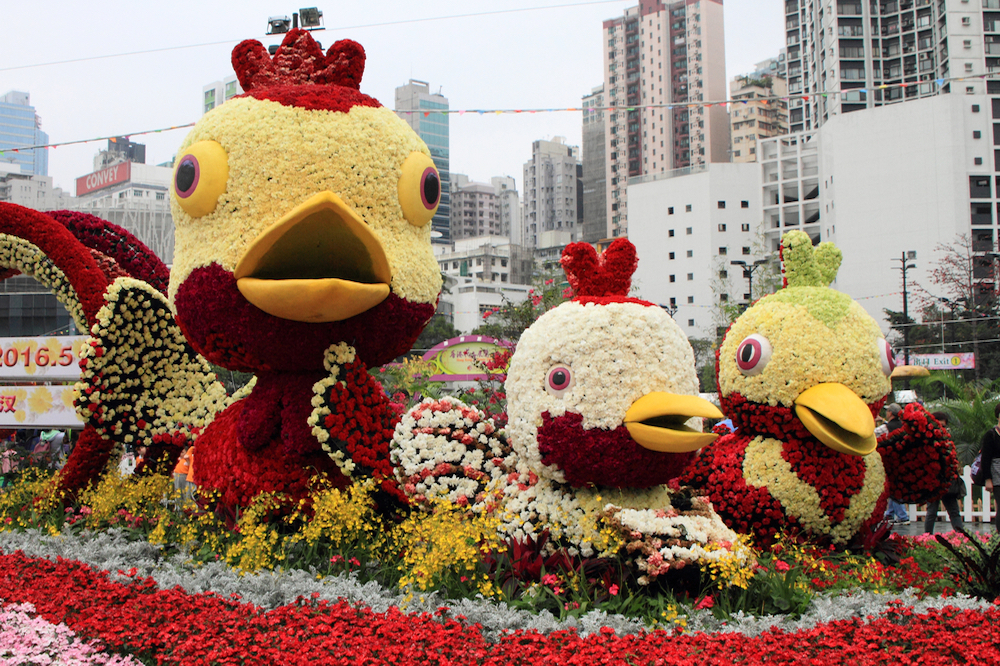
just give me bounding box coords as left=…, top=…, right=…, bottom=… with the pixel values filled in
left=0, top=384, right=82, bottom=428
left=909, top=353, right=976, bottom=370
left=422, top=336, right=511, bottom=381
left=0, top=337, right=88, bottom=381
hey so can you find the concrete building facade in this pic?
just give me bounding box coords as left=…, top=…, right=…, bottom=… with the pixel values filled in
left=522, top=138, right=581, bottom=249
left=628, top=163, right=763, bottom=341
left=491, top=176, right=523, bottom=244
left=202, top=75, right=243, bottom=115
left=601, top=0, right=729, bottom=238
left=581, top=85, right=609, bottom=244
left=730, top=73, right=789, bottom=163
left=395, top=80, right=451, bottom=244
left=0, top=91, right=48, bottom=177
left=450, top=175, right=499, bottom=240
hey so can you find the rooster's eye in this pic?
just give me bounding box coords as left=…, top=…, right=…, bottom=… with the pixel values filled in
left=398, top=152, right=440, bottom=227
left=735, top=334, right=773, bottom=376
left=545, top=365, right=574, bottom=398
left=173, top=140, right=229, bottom=218
left=878, top=338, right=896, bottom=376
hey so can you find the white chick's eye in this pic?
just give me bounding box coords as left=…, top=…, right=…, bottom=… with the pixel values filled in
left=545, top=365, right=574, bottom=398
left=878, top=338, right=896, bottom=377
left=735, top=334, right=773, bottom=376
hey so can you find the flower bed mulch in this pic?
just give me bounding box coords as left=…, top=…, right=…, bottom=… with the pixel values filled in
left=1, top=550, right=998, bottom=665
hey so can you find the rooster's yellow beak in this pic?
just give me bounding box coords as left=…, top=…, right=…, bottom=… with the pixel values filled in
left=234, top=191, right=391, bottom=323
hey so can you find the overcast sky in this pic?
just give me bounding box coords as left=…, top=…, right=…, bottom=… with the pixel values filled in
left=1, top=0, right=784, bottom=194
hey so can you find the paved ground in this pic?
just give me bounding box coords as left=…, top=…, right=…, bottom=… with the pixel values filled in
left=890, top=518, right=995, bottom=538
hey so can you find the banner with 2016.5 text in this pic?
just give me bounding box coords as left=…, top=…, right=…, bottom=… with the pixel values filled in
left=0, top=336, right=88, bottom=381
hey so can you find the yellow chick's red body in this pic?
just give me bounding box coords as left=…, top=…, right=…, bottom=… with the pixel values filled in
left=168, top=30, right=442, bottom=507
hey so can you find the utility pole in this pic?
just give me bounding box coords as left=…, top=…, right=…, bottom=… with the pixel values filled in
left=730, top=258, right=770, bottom=306
left=892, top=251, right=917, bottom=365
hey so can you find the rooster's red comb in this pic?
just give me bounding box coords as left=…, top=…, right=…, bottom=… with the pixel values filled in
left=232, top=29, right=366, bottom=92
left=560, top=239, right=638, bottom=299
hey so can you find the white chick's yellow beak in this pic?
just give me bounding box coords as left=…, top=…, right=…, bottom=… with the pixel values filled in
left=234, top=191, right=391, bottom=323
left=624, top=392, right=724, bottom=453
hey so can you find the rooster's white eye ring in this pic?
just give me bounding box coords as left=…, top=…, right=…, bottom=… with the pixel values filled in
left=735, top=334, right=773, bottom=376
left=878, top=338, right=896, bottom=377
left=545, top=365, right=574, bottom=398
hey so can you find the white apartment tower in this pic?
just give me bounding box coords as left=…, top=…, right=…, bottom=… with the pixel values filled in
left=785, top=0, right=990, bottom=133
left=522, top=138, right=582, bottom=248
left=602, top=0, right=729, bottom=238
left=450, top=175, right=499, bottom=240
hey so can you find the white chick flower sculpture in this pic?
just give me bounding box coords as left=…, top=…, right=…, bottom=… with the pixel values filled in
left=393, top=240, right=745, bottom=583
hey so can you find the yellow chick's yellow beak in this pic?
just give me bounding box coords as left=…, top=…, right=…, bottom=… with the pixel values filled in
left=233, top=191, right=392, bottom=323
left=794, top=382, right=877, bottom=456
left=624, top=392, right=724, bottom=453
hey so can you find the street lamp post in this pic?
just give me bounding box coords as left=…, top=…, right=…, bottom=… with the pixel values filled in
left=892, top=251, right=917, bottom=365
left=730, top=258, right=770, bottom=305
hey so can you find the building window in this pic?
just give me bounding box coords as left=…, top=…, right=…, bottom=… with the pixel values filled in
left=718, top=246, right=728, bottom=255
left=719, top=270, right=728, bottom=279
left=668, top=229, right=675, bottom=237
left=686, top=227, right=692, bottom=235
left=686, top=250, right=693, bottom=257
left=971, top=175, right=992, bottom=198
left=975, top=130, right=982, bottom=139
left=717, top=201, right=726, bottom=209
left=742, top=246, right=751, bottom=255
left=155, top=192, right=165, bottom=200
left=687, top=273, right=694, bottom=281
left=669, top=274, right=676, bottom=282
left=976, top=157, right=984, bottom=165
left=741, top=223, right=750, bottom=232
left=669, top=252, right=675, bottom=259
left=668, top=207, right=674, bottom=214
left=685, top=204, right=692, bottom=212
left=973, top=104, right=981, bottom=113
left=720, top=293, right=728, bottom=302
left=718, top=223, right=727, bottom=232
left=688, top=319, right=695, bottom=327
left=687, top=296, right=694, bottom=304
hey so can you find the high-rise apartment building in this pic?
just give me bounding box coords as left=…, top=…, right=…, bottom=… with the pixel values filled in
left=450, top=175, right=499, bottom=240
left=491, top=176, right=523, bottom=245
left=785, top=0, right=988, bottom=132
left=730, top=72, right=789, bottom=163
left=522, top=138, right=582, bottom=248
left=202, top=75, right=243, bottom=115
left=395, top=80, right=451, bottom=244
left=0, top=92, right=48, bottom=177
left=601, top=0, right=729, bottom=238
left=581, top=85, right=608, bottom=243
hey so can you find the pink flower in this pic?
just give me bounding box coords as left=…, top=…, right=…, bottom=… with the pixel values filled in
left=609, top=584, right=619, bottom=596
left=774, top=560, right=791, bottom=572
left=694, top=595, right=715, bottom=610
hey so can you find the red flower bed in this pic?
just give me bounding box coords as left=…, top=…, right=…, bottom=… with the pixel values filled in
left=1, top=551, right=998, bottom=665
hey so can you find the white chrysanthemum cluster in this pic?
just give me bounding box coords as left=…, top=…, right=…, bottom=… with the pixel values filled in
left=0, top=234, right=87, bottom=330
left=308, top=343, right=358, bottom=476
left=75, top=277, right=230, bottom=445
left=391, top=396, right=515, bottom=512
left=505, top=300, right=699, bottom=484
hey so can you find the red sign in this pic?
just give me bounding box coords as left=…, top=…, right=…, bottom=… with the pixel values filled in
left=76, top=161, right=131, bottom=196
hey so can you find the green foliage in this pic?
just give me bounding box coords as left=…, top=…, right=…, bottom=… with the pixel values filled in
left=370, top=357, right=443, bottom=410
left=473, top=270, right=570, bottom=344
left=411, top=314, right=460, bottom=354
left=934, top=528, right=1000, bottom=600
left=911, top=372, right=1000, bottom=465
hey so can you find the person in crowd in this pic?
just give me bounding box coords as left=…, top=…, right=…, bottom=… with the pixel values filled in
left=979, top=402, right=1000, bottom=529
left=924, top=411, right=965, bottom=533
left=173, top=445, right=193, bottom=501
left=882, top=403, right=910, bottom=524
left=133, top=445, right=148, bottom=476
left=185, top=445, right=196, bottom=498
left=118, top=448, right=136, bottom=476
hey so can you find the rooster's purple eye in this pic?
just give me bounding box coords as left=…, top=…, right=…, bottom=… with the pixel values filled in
left=735, top=334, right=773, bottom=376
left=878, top=338, right=896, bottom=376
left=545, top=365, right=574, bottom=397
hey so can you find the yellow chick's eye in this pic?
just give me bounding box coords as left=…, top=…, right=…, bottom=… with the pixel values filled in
left=173, top=140, right=229, bottom=218
left=397, top=152, right=440, bottom=227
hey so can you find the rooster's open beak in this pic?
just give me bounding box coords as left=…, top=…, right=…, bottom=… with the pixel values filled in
left=624, top=392, right=724, bottom=453
left=233, top=191, right=391, bottom=323
left=794, top=382, right=877, bottom=456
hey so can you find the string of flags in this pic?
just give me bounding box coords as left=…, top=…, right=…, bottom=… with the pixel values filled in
left=1, top=71, right=997, bottom=155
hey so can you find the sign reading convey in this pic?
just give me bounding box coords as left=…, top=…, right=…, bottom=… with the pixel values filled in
left=0, top=337, right=88, bottom=381
left=422, top=336, right=512, bottom=381
left=908, top=353, right=976, bottom=370
left=0, top=385, right=82, bottom=428
left=75, top=161, right=132, bottom=196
